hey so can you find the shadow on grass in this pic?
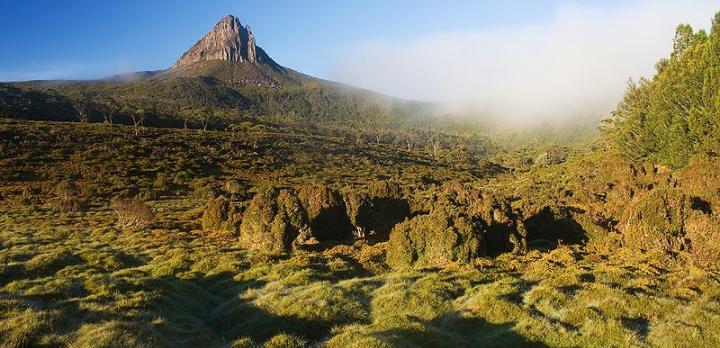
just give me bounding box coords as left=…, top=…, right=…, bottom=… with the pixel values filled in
left=150, top=271, right=346, bottom=345
left=367, top=312, right=550, bottom=347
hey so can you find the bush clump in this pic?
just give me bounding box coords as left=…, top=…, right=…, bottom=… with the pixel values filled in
left=620, top=188, right=689, bottom=254
left=685, top=213, right=720, bottom=268
left=110, top=197, right=156, bottom=230
left=297, top=185, right=353, bottom=242
left=200, top=195, right=242, bottom=234
left=46, top=180, right=85, bottom=212
left=239, top=187, right=310, bottom=254
left=386, top=206, right=486, bottom=270
left=342, top=181, right=411, bottom=241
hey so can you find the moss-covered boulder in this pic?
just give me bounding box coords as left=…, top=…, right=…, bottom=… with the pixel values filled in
left=201, top=195, right=242, bottom=234
left=386, top=207, right=486, bottom=270
left=621, top=188, right=690, bottom=254
left=297, top=185, right=353, bottom=242
left=239, top=187, right=310, bottom=254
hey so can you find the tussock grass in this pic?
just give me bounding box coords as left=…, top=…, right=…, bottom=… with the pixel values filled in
left=2, top=119, right=720, bottom=346
left=3, top=197, right=720, bottom=347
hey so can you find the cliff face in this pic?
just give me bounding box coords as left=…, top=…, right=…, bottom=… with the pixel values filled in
left=173, top=15, right=276, bottom=68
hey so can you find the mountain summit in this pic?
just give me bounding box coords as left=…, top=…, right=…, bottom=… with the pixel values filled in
left=173, top=15, right=277, bottom=69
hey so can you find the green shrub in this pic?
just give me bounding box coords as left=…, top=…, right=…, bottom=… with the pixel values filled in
left=201, top=195, right=242, bottom=234
left=621, top=188, right=689, bottom=254
left=239, top=187, right=310, bottom=253
left=679, top=154, right=720, bottom=213
left=685, top=212, right=720, bottom=268
left=386, top=206, right=486, bottom=270
left=110, top=197, right=156, bottom=230
left=224, top=179, right=246, bottom=200
left=297, top=185, right=353, bottom=242
left=46, top=179, right=85, bottom=212
left=603, top=15, right=720, bottom=168
left=191, top=177, right=219, bottom=200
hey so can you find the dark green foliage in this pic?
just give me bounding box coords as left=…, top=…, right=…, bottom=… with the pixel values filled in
left=297, top=185, right=353, bottom=242
left=224, top=179, right=245, bottom=200
left=685, top=212, right=720, bottom=267
left=604, top=13, right=720, bottom=168
left=201, top=196, right=242, bottom=234
left=406, top=182, right=522, bottom=254
left=386, top=206, right=486, bottom=270
left=239, top=187, right=310, bottom=253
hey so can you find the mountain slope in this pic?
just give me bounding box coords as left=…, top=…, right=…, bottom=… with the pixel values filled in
left=0, top=15, right=436, bottom=131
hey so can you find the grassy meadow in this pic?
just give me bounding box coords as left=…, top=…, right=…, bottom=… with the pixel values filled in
left=1, top=118, right=719, bottom=347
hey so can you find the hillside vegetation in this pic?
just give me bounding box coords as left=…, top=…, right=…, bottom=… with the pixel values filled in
left=2, top=117, right=720, bottom=347
left=2, top=10, right=720, bottom=348
left=604, top=12, right=720, bottom=168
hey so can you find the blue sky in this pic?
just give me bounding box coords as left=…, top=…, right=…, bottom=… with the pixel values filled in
left=1, top=0, right=716, bottom=124
left=0, top=0, right=628, bottom=81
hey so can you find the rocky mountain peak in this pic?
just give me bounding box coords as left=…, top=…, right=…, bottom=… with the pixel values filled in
left=173, top=15, right=276, bottom=69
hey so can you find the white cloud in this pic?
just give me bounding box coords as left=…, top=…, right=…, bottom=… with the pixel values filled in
left=331, top=1, right=718, bottom=126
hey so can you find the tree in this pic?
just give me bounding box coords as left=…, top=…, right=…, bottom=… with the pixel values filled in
left=672, top=24, right=695, bottom=60
left=72, top=96, right=92, bottom=123
left=123, top=106, right=146, bottom=137
left=98, top=97, right=118, bottom=125
left=198, top=107, right=214, bottom=132
left=403, top=131, right=418, bottom=152
left=179, top=106, right=194, bottom=130
left=428, top=134, right=444, bottom=159
left=603, top=11, right=720, bottom=168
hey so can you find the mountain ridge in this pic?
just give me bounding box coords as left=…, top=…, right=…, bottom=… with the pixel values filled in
left=173, top=15, right=279, bottom=69
left=0, top=14, right=446, bottom=134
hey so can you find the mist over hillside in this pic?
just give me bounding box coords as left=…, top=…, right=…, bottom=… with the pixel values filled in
left=2, top=3, right=720, bottom=347
left=332, top=1, right=717, bottom=126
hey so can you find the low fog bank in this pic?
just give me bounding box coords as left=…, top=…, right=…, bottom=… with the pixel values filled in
left=332, top=1, right=716, bottom=127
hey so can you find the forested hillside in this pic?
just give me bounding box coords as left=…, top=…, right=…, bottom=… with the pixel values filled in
left=604, top=13, right=720, bottom=168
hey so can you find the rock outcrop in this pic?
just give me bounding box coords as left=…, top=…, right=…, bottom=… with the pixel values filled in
left=173, top=15, right=277, bottom=69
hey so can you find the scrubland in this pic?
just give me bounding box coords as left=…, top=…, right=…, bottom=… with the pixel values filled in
left=1, top=118, right=719, bottom=347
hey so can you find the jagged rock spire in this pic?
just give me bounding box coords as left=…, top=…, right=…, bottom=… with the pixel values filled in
left=173, top=15, right=274, bottom=68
